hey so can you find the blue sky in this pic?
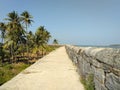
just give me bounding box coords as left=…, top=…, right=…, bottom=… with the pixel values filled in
left=0, top=0, right=120, bottom=45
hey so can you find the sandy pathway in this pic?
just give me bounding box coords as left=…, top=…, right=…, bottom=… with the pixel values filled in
left=0, top=46, right=84, bottom=90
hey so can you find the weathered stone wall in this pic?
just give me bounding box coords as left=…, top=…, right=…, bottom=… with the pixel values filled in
left=65, top=45, right=120, bottom=90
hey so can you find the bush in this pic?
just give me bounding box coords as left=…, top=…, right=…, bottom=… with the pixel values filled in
left=0, top=63, right=30, bottom=86
left=80, top=74, right=95, bottom=90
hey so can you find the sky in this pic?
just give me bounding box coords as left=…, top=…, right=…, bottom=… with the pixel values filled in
left=0, top=0, right=120, bottom=45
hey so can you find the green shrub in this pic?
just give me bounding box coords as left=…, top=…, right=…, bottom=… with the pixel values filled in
left=80, top=74, right=95, bottom=90
left=0, top=63, right=30, bottom=86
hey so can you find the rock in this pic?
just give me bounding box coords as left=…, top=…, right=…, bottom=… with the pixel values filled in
left=94, top=68, right=105, bottom=84
left=105, top=73, right=120, bottom=90
left=65, top=45, right=120, bottom=90
left=83, top=60, right=92, bottom=75
left=91, top=58, right=102, bottom=68
left=94, top=78, right=107, bottom=90
left=84, top=47, right=104, bottom=57
left=95, top=48, right=120, bottom=69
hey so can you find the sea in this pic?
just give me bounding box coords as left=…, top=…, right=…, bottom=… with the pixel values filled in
left=76, top=45, right=120, bottom=49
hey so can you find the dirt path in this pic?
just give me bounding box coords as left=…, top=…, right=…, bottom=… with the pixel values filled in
left=0, top=47, right=84, bottom=90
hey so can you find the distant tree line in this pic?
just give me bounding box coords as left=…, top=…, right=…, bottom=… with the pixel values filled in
left=0, top=11, right=58, bottom=64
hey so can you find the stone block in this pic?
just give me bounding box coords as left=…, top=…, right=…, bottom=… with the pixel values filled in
left=65, top=45, right=120, bottom=90
left=73, top=56, right=78, bottom=64
left=114, top=54, right=120, bottom=69
left=94, top=68, right=105, bottom=84
left=112, top=68, right=120, bottom=76
left=94, top=78, right=107, bottom=90
left=84, top=47, right=104, bottom=57
left=105, top=73, right=120, bottom=90
left=83, top=60, right=92, bottom=75
left=95, top=48, right=120, bottom=69
left=102, top=63, right=111, bottom=73
left=92, top=59, right=102, bottom=68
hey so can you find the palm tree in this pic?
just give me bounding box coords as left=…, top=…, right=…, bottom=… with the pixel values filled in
left=27, top=31, right=35, bottom=53
left=21, top=11, right=33, bottom=32
left=0, top=22, right=6, bottom=44
left=0, top=22, right=6, bottom=63
left=35, top=26, right=51, bottom=56
left=53, top=39, right=58, bottom=44
left=21, top=11, right=33, bottom=57
left=5, top=11, right=25, bottom=63
left=43, top=30, right=51, bottom=43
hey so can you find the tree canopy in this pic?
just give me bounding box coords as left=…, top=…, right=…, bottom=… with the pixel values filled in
left=0, top=11, right=54, bottom=64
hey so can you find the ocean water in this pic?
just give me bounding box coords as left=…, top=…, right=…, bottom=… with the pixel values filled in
left=76, top=45, right=120, bottom=49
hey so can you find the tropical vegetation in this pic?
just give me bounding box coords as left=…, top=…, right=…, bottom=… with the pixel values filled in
left=53, top=39, right=58, bottom=44
left=0, top=11, right=59, bottom=85
left=0, top=11, right=57, bottom=64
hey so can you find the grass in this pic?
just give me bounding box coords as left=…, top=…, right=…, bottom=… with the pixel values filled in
left=45, top=45, right=61, bottom=53
left=0, top=45, right=60, bottom=86
left=0, top=63, right=30, bottom=86
left=80, top=74, right=95, bottom=90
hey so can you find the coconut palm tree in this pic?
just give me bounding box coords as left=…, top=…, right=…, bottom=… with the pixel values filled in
left=5, top=11, right=25, bottom=62
left=27, top=31, right=35, bottom=53
left=0, top=22, right=6, bottom=44
left=53, top=39, right=58, bottom=44
left=21, top=11, right=33, bottom=32
left=35, top=26, right=51, bottom=56
left=0, top=22, right=6, bottom=63
left=43, top=30, right=51, bottom=43
left=21, top=11, right=33, bottom=57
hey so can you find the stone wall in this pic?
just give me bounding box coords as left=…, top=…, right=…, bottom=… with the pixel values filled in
left=65, top=45, right=120, bottom=90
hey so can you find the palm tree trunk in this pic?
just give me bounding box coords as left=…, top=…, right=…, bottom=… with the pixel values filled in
left=41, top=45, right=44, bottom=57
left=11, top=44, right=14, bottom=63
left=26, top=24, right=29, bottom=60
left=1, top=33, right=4, bottom=64
left=0, top=45, right=4, bottom=64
